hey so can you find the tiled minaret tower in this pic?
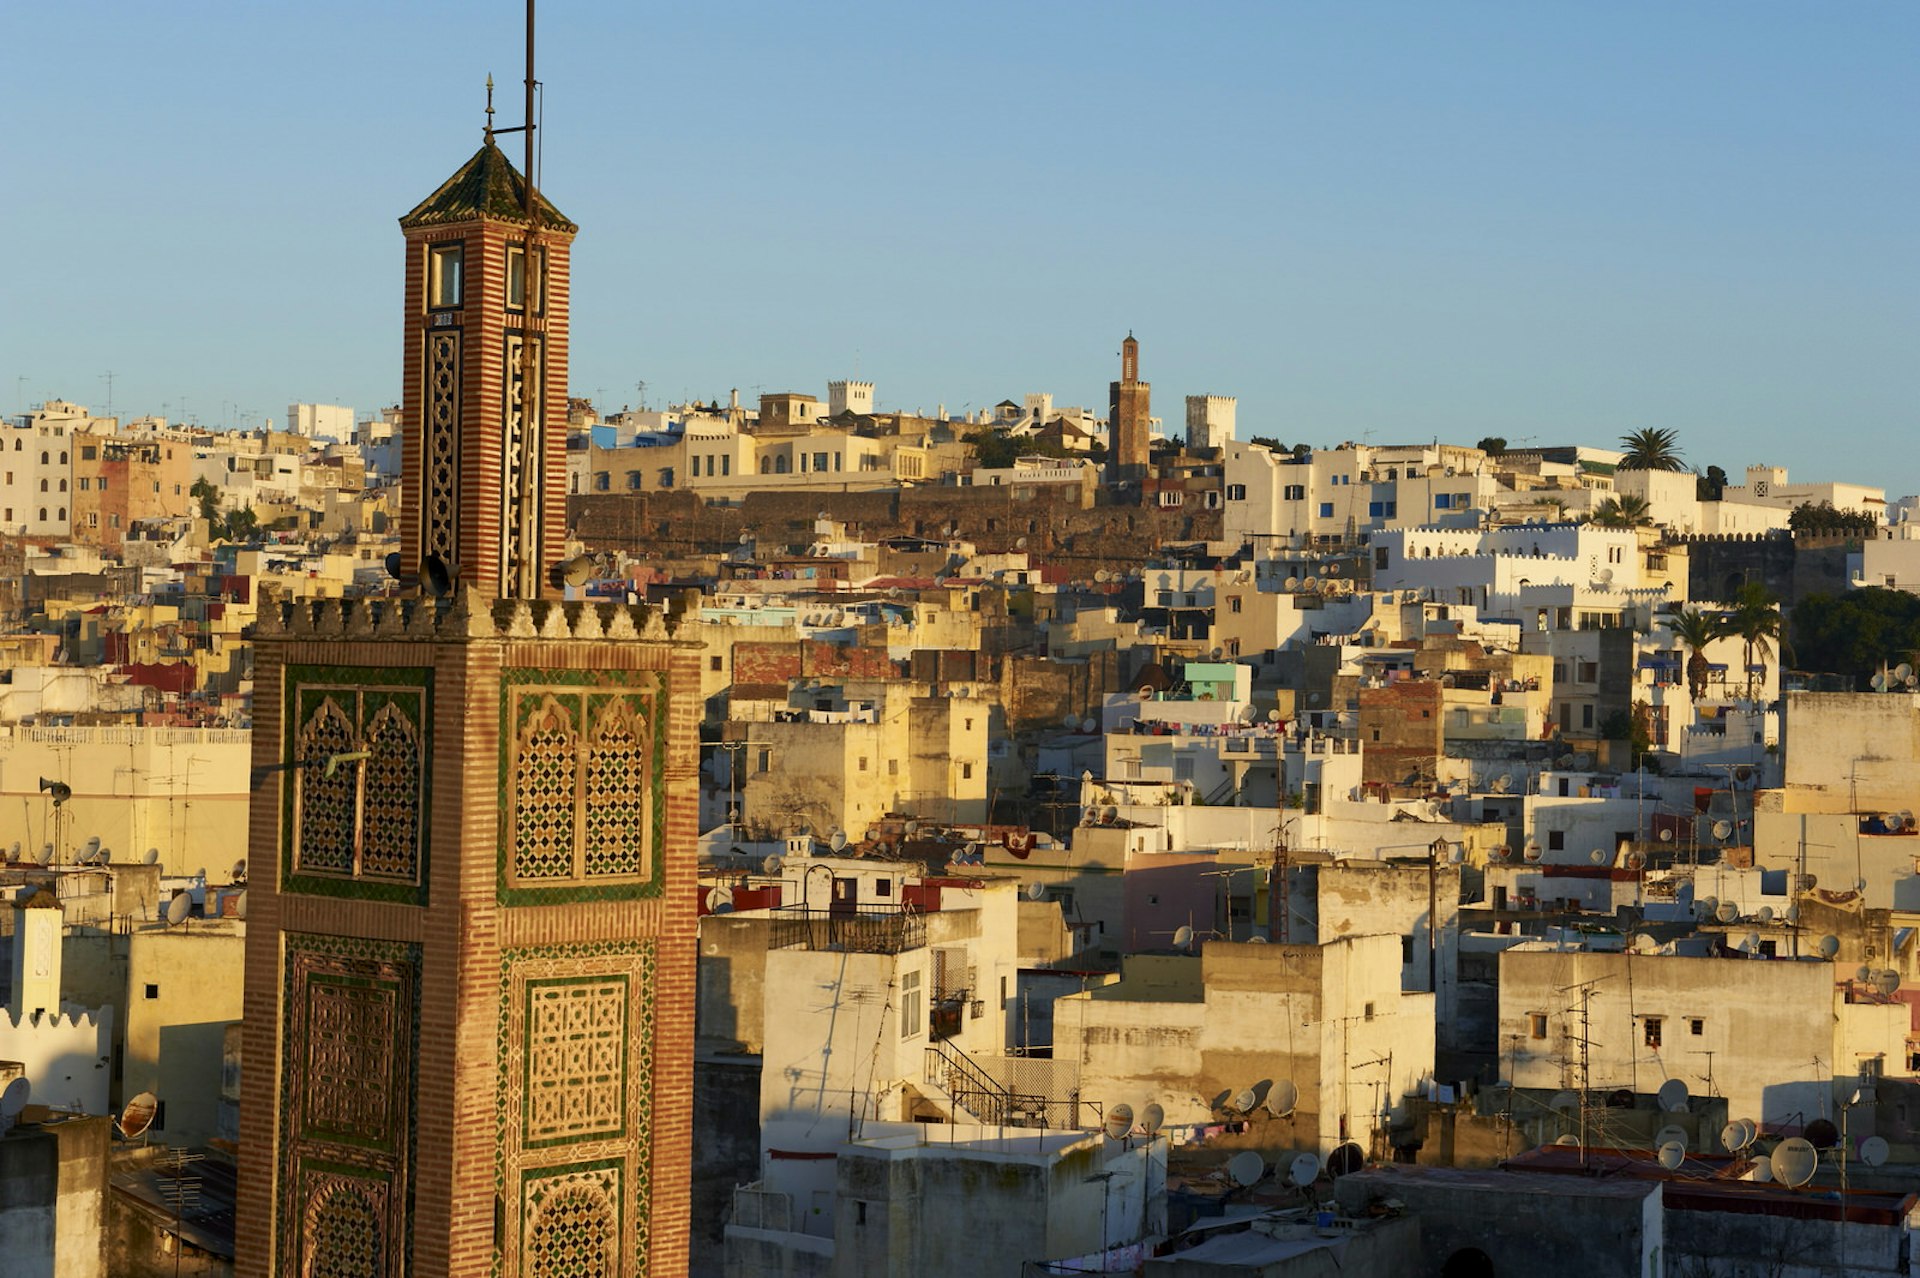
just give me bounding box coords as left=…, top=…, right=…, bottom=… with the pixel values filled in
left=1108, top=331, right=1151, bottom=482
left=234, top=125, right=698, bottom=1275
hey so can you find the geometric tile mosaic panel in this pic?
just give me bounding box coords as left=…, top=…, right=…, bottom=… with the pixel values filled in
left=284, top=671, right=429, bottom=901
left=497, top=940, right=656, bottom=1276
left=500, top=672, right=663, bottom=903
left=303, top=976, right=396, bottom=1145
left=525, top=976, right=627, bottom=1146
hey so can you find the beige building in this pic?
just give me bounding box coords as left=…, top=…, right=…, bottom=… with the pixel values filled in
left=1052, top=935, right=1435, bottom=1155
left=0, top=724, right=251, bottom=876
left=733, top=684, right=988, bottom=837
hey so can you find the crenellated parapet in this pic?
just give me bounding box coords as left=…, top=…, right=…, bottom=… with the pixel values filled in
left=253, top=583, right=701, bottom=646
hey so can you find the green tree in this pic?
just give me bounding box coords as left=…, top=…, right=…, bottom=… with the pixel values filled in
left=1618, top=427, right=1686, bottom=472
left=1249, top=436, right=1286, bottom=452
left=1724, top=582, right=1784, bottom=699
left=190, top=476, right=220, bottom=522
left=1591, top=494, right=1653, bottom=529
left=1788, top=501, right=1879, bottom=536
left=1476, top=436, right=1507, bottom=457
left=1695, top=465, right=1728, bottom=502
left=1790, top=588, right=1920, bottom=689
left=1666, top=607, right=1720, bottom=700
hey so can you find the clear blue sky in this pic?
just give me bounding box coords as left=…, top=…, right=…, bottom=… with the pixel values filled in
left=4, top=3, right=1915, bottom=494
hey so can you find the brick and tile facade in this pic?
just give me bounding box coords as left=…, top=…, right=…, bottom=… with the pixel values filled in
left=236, top=143, right=696, bottom=1277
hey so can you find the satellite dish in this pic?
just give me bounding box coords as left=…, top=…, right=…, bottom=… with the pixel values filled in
left=1696, top=896, right=1719, bottom=920
left=1549, top=1091, right=1579, bottom=1114
left=1523, top=843, right=1542, bottom=863
left=1657, top=1141, right=1686, bottom=1170
left=1141, top=1103, right=1165, bottom=1137
left=1804, top=1118, right=1839, bottom=1150
left=1712, top=820, right=1734, bottom=841
left=1104, top=1102, right=1135, bottom=1139
left=704, top=886, right=734, bottom=914
left=1860, top=1136, right=1889, bottom=1168
left=1267, top=709, right=1281, bottom=722
left=1227, top=1151, right=1264, bottom=1187
left=1874, top=969, right=1902, bottom=996
left=421, top=552, right=453, bottom=597
left=234, top=890, right=248, bottom=920
left=1230, top=1088, right=1259, bottom=1115
left=1284, top=576, right=1300, bottom=591
left=1720, top=1123, right=1745, bottom=1152
left=829, top=829, right=848, bottom=852
left=84, top=836, right=101, bottom=855
left=165, top=893, right=191, bottom=926
left=1025, top=882, right=1047, bottom=902
left=231, top=858, right=247, bottom=882
left=1288, top=1152, right=1321, bottom=1186
left=1081, top=718, right=1098, bottom=734
left=1890, top=813, right=1910, bottom=833
left=1554, top=1134, right=1580, bottom=1146
left=116, top=1090, right=157, bottom=1140
left=1657, top=1079, right=1690, bottom=1113
left=1493, top=773, right=1513, bottom=793
left=1655, top=1124, right=1688, bottom=1151
left=1326, top=1143, right=1364, bottom=1177
left=142, top=848, right=159, bottom=866
left=1715, top=901, right=1739, bottom=924
left=0, top=1078, right=29, bottom=1120
left=1772, top=1137, right=1818, bottom=1187
left=1749, top=1154, right=1773, bottom=1183
left=1738, top=932, right=1761, bottom=954
left=762, top=855, right=784, bottom=876
left=1872, top=673, right=1889, bottom=691
left=1896, top=663, right=1913, bottom=682
left=1589, top=849, right=1607, bottom=866
left=1171, top=925, right=1195, bottom=950
left=1856, top=964, right=1873, bottom=984
left=1818, top=935, right=1840, bottom=958
left=1756, top=905, right=1774, bottom=924
left=1267, top=1080, right=1299, bottom=1117
left=548, top=554, right=595, bottom=590
left=1625, top=850, right=1647, bottom=871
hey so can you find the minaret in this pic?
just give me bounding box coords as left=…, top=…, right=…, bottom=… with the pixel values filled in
left=1108, top=331, right=1151, bottom=481
left=397, top=113, right=576, bottom=600
left=236, top=78, right=698, bottom=1278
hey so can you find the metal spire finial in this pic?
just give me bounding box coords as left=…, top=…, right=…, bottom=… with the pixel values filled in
left=485, top=74, right=496, bottom=140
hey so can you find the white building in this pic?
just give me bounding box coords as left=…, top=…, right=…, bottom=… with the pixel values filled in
left=1500, top=948, right=1906, bottom=1131
left=285, top=402, right=354, bottom=440
left=1722, top=464, right=1885, bottom=521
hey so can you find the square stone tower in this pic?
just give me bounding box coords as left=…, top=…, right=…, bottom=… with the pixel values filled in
left=1108, top=331, right=1151, bottom=480
left=234, top=134, right=697, bottom=1276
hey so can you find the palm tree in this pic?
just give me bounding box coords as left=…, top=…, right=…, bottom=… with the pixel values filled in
left=1723, top=583, right=1784, bottom=699
left=1591, top=494, right=1653, bottom=529
left=1618, top=427, right=1686, bottom=472
left=1666, top=608, right=1719, bottom=700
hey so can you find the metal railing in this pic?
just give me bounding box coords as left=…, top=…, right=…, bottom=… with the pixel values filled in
left=767, top=906, right=925, bottom=955
left=924, top=1040, right=1082, bottom=1129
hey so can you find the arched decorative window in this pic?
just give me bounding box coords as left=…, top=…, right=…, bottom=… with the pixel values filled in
left=56, top=507, right=65, bottom=521
left=524, top=1180, right=617, bottom=1278
left=301, top=1181, right=383, bottom=1278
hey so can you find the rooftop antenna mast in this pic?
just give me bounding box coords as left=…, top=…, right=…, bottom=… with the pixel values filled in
left=1555, top=973, right=1613, bottom=1170
left=486, top=0, right=544, bottom=597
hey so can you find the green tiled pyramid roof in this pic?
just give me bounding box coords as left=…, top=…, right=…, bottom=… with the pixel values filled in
left=398, top=139, right=577, bottom=232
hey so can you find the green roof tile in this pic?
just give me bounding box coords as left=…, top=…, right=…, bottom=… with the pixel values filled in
left=398, top=139, right=576, bottom=232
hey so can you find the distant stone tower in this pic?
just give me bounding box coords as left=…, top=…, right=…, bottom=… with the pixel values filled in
left=1184, top=395, right=1236, bottom=453
left=235, top=129, right=698, bottom=1276
left=827, top=380, right=874, bottom=417
left=1108, top=332, right=1151, bottom=479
